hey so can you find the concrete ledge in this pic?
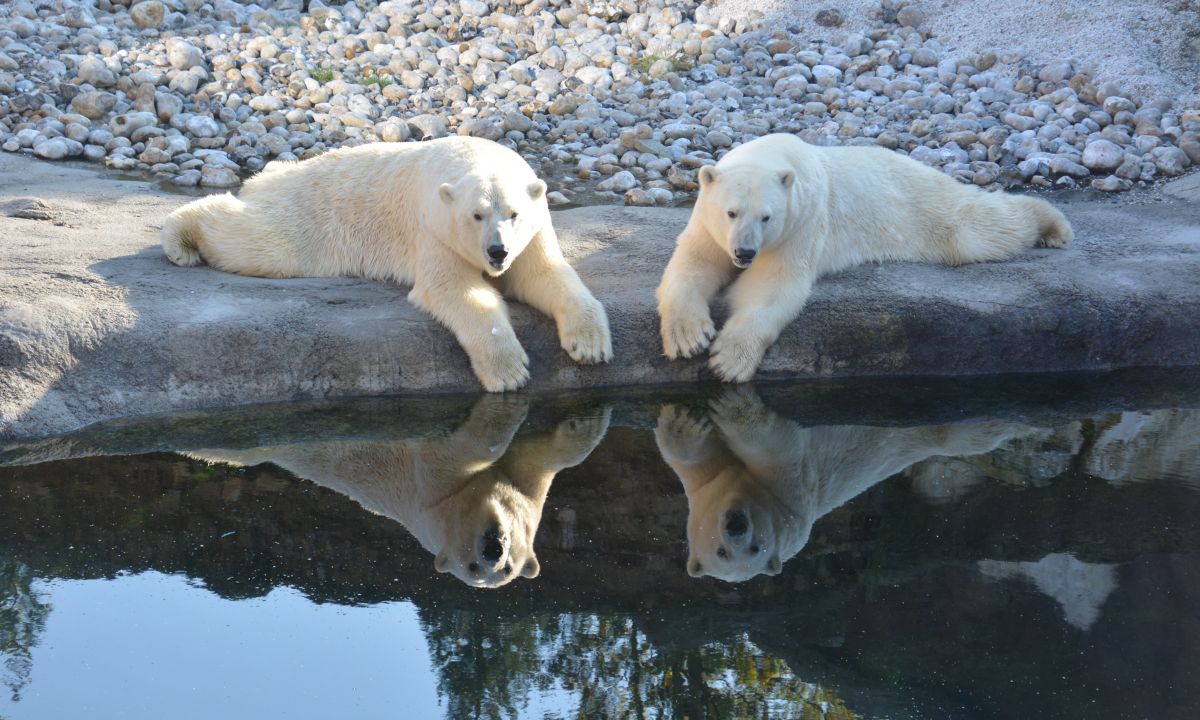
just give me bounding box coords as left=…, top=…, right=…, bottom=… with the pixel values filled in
left=2, top=152, right=1200, bottom=440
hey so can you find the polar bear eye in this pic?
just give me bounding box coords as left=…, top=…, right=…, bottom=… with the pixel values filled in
left=473, top=212, right=483, bottom=221
left=761, top=215, right=770, bottom=223
left=716, top=547, right=728, bottom=558
left=509, top=211, right=518, bottom=220
left=726, top=210, right=737, bottom=219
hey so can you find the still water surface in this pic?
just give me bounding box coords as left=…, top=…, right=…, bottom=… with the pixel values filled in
left=1, top=373, right=1198, bottom=719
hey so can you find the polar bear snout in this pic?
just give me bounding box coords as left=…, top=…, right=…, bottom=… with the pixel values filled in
left=486, top=240, right=508, bottom=268
left=480, top=524, right=505, bottom=564
left=733, top=247, right=757, bottom=267
left=724, top=508, right=750, bottom=538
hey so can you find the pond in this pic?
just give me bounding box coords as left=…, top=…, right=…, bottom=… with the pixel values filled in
left=1, top=370, right=1198, bottom=719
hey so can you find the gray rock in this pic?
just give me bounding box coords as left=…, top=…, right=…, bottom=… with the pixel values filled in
left=200, top=165, right=240, bottom=187
left=166, top=39, right=205, bottom=71
left=1049, top=157, right=1090, bottom=178
left=131, top=1, right=166, bottom=29
left=597, top=170, right=638, bottom=192
left=407, top=114, right=448, bottom=140
left=71, top=91, right=117, bottom=121
left=33, top=138, right=75, bottom=160
left=1154, top=146, right=1191, bottom=176
left=1081, top=140, right=1125, bottom=171
left=111, top=112, right=159, bottom=138
left=5, top=151, right=1200, bottom=440
left=171, top=169, right=202, bottom=186
left=1091, top=176, right=1132, bottom=192
left=185, top=116, right=221, bottom=138
left=896, top=5, right=924, bottom=28
left=77, top=57, right=116, bottom=87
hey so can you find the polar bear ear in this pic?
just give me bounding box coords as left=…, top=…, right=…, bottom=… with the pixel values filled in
left=687, top=557, right=704, bottom=577
left=527, top=179, right=547, bottom=200
left=520, top=556, right=541, bottom=578
left=779, top=170, right=795, bottom=188
left=434, top=552, right=451, bottom=573
left=698, top=165, right=720, bottom=187
left=438, top=182, right=456, bottom=204
left=765, top=555, right=782, bottom=575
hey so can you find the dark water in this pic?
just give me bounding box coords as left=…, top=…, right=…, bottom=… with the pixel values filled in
left=1, top=371, right=1198, bottom=719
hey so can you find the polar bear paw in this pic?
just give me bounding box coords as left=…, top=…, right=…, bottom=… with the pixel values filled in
left=657, top=404, right=713, bottom=440
left=708, top=326, right=767, bottom=383
left=709, top=386, right=772, bottom=432
left=559, top=299, right=613, bottom=364
left=472, top=335, right=531, bottom=392
left=552, top=407, right=613, bottom=454
left=660, top=304, right=716, bottom=360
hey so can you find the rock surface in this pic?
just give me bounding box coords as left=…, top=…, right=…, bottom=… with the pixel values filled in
left=1, top=153, right=1199, bottom=440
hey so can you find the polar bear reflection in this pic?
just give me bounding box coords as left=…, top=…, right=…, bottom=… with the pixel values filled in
left=191, top=397, right=609, bottom=588
left=655, top=388, right=1038, bottom=582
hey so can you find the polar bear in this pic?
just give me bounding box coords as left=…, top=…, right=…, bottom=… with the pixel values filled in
left=161, top=137, right=612, bottom=392
left=186, top=396, right=611, bottom=588
left=657, top=133, right=1073, bottom=382
left=655, top=387, right=1041, bottom=582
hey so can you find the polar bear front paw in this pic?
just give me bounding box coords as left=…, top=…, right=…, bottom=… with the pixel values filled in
left=660, top=304, right=716, bottom=360
left=709, top=386, right=772, bottom=432
left=472, top=335, right=531, bottom=392
left=708, top=326, right=767, bottom=383
left=553, top=407, right=613, bottom=454
left=559, top=299, right=613, bottom=364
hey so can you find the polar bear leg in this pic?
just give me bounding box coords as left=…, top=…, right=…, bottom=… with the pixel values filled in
left=431, top=395, right=531, bottom=473
left=502, top=228, right=613, bottom=364
left=709, top=260, right=816, bottom=383
left=943, top=194, right=1071, bottom=265
left=657, top=224, right=736, bottom=359
left=409, top=251, right=530, bottom=392
left=502, top=406, right=612, bottom=477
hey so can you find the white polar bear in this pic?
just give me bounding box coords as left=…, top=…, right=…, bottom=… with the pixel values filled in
left=655, top=387, right=1041, bottom=582
left=657, top=133, right=1073, bottom=382
left=185, top=396, right=611, bottom=588
left=161, top=137, right=612, bottom=392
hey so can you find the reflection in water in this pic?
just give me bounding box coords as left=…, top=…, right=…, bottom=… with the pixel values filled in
left=0, top=379, right=1199, bottom=719
left=188, top=396, right=611, bottom=588
left=656, top=387, right=1041, bottom=582
left=0, top=558, right=48, bottom=702
left=978, top=553, right=1118, bottom=630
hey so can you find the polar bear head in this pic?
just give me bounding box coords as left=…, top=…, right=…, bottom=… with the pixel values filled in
left=684, top=466, right=812, bottom=583
left=430, top=470, right=543, bottom=588
left=696, top=163, right=795, bottom=269
left=438, top=172, right=549, bottom=277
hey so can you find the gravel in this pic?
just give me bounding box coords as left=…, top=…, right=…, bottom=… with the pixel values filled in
left=0, top=0, right=1196, bottom=199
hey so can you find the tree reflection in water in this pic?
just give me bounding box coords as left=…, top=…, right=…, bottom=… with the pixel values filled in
left=419, top=607, right=853, bottom=720
left=0, top=557, right=49, bottom=703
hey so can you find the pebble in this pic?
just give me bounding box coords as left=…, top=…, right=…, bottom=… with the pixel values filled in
left=0, top=0, right=1192, bottom=200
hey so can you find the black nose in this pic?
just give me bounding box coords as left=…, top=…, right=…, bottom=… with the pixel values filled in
left=481, top=526, right=503, bottom=564
left=725, top=509, right=749, bottom=537
left=734, top=248, right=756, bottom=262
left=487, top=244, right=507, bottom=261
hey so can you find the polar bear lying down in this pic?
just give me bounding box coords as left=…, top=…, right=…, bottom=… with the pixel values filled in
left=655, top=387, right=1042, bottom=582
left=161, top=137, right=612, bottom=392
left=658, top=133, right=1073, bottom=382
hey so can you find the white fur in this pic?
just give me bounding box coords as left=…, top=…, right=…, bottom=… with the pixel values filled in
left=655, top=387, right=1041, bottom=582
left=186, top=397, right=611, bottom=588
left=658, top=134, right=1073, bottom=382
left=162, top=137, right=612, bottom=392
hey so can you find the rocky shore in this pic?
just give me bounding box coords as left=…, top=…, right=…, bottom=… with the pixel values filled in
left=0, top=0, right=1197, bottom=204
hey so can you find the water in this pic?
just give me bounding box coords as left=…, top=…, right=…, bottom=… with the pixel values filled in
left=1, top=371, right=1198, bottom=719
